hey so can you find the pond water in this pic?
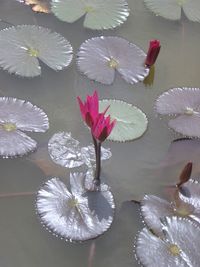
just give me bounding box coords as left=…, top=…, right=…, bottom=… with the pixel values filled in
left=0, top=0, right=200, bottom=266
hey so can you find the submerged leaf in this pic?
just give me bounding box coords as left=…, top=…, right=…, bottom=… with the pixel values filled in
left=48, top=132, right=112, bottom=168
left=99, top=100, right=148, bottom=142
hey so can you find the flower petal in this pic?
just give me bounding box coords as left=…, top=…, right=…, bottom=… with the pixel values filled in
left=155, top=87, right=200, bottom=115
left=83, top=0, right=129, bottom=30
left=0, top=25, right=73, bottom=77
left=77, top=36, right=149, bottom=85
left=141, top=195, right=174, bottom=236
left=51, top=0, right=85, bottom=23
left=0, top=129, right=37, bottom=157
left=143, top=0, right=181, bottom=20
left=48, top=132, right=84, bottom=168
left=36, top=175, right=115, bottom=241
left=0, top=97, right=49, bottom=132
left=99, top=100, right=148, bottom=142
left=182, top=0, right=200, bottom=22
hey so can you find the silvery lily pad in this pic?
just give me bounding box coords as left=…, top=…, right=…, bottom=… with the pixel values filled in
left=77, top=36, right=149, bottom=85
left=99, top=100, right=148, bottom=142
left=51, top=0, right=129, bottom=30
left=155, top=87, right=200, bottom=138
left=141, top=193, right=200, bottom=236
left=36, top=172, right=115, bottom=241
left=179, top=179, right=200, bottom=215
left=144, top=0, right=200, bottom=22
left=48, top=132, right=112, bottom=168
left=0, top=25, right=73, bottom=77
left=135, top=216, right=200, bottom=267
left=0, top=97, right=49, bottom=157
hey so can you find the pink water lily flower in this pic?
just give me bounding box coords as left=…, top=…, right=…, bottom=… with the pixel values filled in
left=77, top=91, right=99, bottom=128
left=92, top=113, right=116, bottom=143
left=145, top=39, right=161, bottom=67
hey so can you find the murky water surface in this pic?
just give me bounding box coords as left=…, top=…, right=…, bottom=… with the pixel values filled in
left=0, top=0, right=200, bottom=266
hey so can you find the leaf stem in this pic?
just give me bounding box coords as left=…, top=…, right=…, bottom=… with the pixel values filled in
left=92, top=136, right=101, bottom=186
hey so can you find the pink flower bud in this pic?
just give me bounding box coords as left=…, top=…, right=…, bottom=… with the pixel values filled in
left=77, top=91, right=99, bottom=128
left=92, top=113, right=116, bottom=143
left=145, top=40, right=161, bottom=67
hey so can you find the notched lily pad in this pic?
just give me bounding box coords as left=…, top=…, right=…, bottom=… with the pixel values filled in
left=144, top=0, right=200, bottom=22
left=0, top=25, right=73, bottom=77
left=99, top=99, right=148, bottom=142
left=135, top=216, right=200, bottom=267
left=77, top=36, right=149, bottom=85
left=36, top=172, right=115, bottom=241
left=0, top=97, right=49, bottom=158
left=51, top=0, right=129, bottom=30
left=155, top=87, right=200, bottom=137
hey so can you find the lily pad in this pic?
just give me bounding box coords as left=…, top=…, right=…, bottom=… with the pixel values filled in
left=48, top=132, right=112, bottom=168
left=0, top=25, right=73, bottom=77
left=135, top=216, right=200, bottom=267
left=51, top=0, right=129, bottom=30
left=99, top=100, right=148, bottom=142
left=155, top=87, right=200, bottom=138
left=36, top=172, right=115, bottom=241
left=77, top=36, right=149, bottom=85
left=144, top=0, right=200, bottom=22
left=0, top=97, right=49, bottom=157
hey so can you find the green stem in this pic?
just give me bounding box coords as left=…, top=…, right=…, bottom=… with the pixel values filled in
left=92, top=137, right=101, bottom=186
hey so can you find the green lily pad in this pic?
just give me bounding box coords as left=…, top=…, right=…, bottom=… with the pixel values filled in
left=99, top=100, right=148, bottom=142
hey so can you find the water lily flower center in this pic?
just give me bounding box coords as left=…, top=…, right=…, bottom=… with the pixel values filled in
left=108, top=58, right=119, bottom=69
left=2, top=122, right=17, bottom=132
left=68, top=197, right=79, bottom=208
left=184, top=107, right=194, bottom=115
left=28, top=47, right=39, bottom=57
left=84, top=6, right=94, bottom=13
left=177, top=0, right=186, bottom=6
left=168, top=244, right=181, bottom=256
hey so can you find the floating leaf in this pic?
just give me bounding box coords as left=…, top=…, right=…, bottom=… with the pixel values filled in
left=179, top=179, right=200, bottom=215
left=36, top=173, right=115, bottom=241
left=155, top=87, right=200, bottom=137
left=141, top=189, right=200, bottom=236
left=99, top=100, right=148, bottom=142
left=136, top=216, right=200, bottom=267
left=48, top=132, right=112, bottom=168
left=0, top=97, right=49, bottom=157
left=144, top=0, right=200, bottom=22
left=77, top=36, right=149, bottom=85
left=51, top=0, right=129, bottom=30
left=0, top=25, right=73, bottom=77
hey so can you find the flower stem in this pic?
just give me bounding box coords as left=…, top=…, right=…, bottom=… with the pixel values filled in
left=92, top=137, right=101, bottom=186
